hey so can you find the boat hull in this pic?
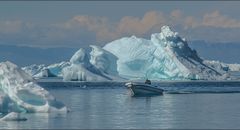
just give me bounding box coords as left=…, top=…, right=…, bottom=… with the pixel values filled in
left=125, top=82, right=164, bottom=96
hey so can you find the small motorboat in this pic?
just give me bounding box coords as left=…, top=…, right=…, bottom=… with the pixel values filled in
left=125, top=82, right=164, bottom=96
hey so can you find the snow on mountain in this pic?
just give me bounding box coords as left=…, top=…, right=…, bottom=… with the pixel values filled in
left=104, top=26, right=227, bottom=80
left=0, top=61, right=67, bottom=113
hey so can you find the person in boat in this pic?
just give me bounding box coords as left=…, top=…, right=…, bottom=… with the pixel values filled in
left=145, top=78, right=151, bottom=85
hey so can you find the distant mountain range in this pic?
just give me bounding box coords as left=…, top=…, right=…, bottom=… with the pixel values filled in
left=0, top=44, right=78, bottom=67
left=189, top=41, right=240, bottom=64
left=0, top=41, right=240, bottom=67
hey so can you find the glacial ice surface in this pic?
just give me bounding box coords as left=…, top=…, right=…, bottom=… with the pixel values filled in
left=0, top=61, right=67, bottom=113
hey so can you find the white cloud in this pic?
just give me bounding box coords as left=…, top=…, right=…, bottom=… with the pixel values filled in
left=0, top=21, right=23, bottom=34
left=170, top=9, right=182, bottom=19
left=184, top=16, right=200, bottom=29
left=117, top=11, right=166, bottom=36
left=1, top=10, right=240, bottom=47
left=61, top=11, right=166, bottom=41
left=202, top=11, right=240, bottom=28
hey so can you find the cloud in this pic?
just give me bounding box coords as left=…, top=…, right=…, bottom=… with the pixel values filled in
left=60, top=15, right=118, bottom=42
left=1, top=10, right=240, bottom=48
left=171, top=10, right=182, bottom=18
left=184, top=16, right=200, bottom=29
left=170, top=10, right=240, bottom=29
left=62, top=11, right=166, bottom=41
left=117, top=11, right=166, bottom=36
left=202, top=11, right=240, bottom=28
left=0, top=21, right=23, bottom=34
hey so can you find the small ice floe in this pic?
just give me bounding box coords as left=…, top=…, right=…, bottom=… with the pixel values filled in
left=0, top=61, right=68, bottom=113
left=0, top=112, right=27, bottom=121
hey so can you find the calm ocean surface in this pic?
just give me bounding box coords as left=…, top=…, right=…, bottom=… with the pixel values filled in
left=1, top=82, right=240, bottom=129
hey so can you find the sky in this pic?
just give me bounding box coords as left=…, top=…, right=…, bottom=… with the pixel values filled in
left=1, top=1, right=240, bottom=48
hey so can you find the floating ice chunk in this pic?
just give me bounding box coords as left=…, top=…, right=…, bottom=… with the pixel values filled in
left=0, top=112, right=27, bottom=121
left=22, top=62, right=70, bottom=77
left=63, top=48, right=105, bottom=81
left=63, top=48, right=123, bottom=81
left=227, top=64, right=240, bottom=71
left=22, top=64, right=46, bottom=76
left=0, top=61, right=67, bottom=113
left=104, top=25, right=224, bottom=80
left=204, top=60, right=240, bottom=72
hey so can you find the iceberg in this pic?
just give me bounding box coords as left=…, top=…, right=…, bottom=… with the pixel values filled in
left=34, top=68, right=57, bottom=78
left=62, top=48, right=122, bottom=81
left=22, top=61, right=70, bottom=78
left=22, top=64, right=46, bottom=77
left=0, top=61, right=67, bottom=113
left=23, top=25, right=235, bottom=81
left=204, top=60, right=240, bottom=72
left=227, top=64, right=240, bottom=72
left=89, top=45, right=118, bottom=76
left=104, top=26, right=225, bottom=80
left=0, top=93, right=12, bottom=113
left=45, top=62, right=70, bottom=76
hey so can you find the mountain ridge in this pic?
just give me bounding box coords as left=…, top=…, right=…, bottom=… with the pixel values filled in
left=0, top=41, right=240, bottom=66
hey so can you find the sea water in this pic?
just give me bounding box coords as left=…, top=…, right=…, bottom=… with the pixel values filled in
left=1, top=82, right=240, bottom=129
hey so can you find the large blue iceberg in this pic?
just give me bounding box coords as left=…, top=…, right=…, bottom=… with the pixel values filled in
left=104, top=26, right=228, bottom=80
